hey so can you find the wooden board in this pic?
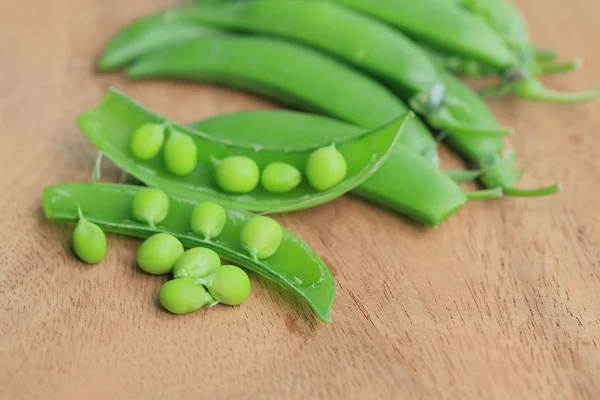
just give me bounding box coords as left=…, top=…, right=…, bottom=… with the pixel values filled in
left=1, top=0, right=599, bottom=398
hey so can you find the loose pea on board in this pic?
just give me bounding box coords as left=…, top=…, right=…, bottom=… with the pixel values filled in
left=240, top=216, right=283, bottom=260
left=137, top=233, right=184, bottom=275
left=196, top=265, right=250, bottom=306
left=132, top=187, right=170, bottom=227
left=261, top=162, right=302, bottom=194
left=190, top=201, right=227, bottom=240
left=163, top=130, right=198, bottom=176
left=73, top=208, right=107, bottom=264
left=173, top=247, right=221, bottom=279
left=306, top=145, right=347, bottom=191
left=214, top=156, right=260, bottom=194
left=129, top=122, right=165, bottom=160
left=159, top=278, right=216, bottom=314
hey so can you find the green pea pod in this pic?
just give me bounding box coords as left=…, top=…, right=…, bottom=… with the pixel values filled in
left=190, top=110, right=469, bottom=225
left=332, top=0, right=597, bottom=102
left=42, top=183, right=335, bottom=322
left=140, top=0, right=509, bottom=138
left=100, top=14, right=438, bottom=163
left=77, top=88, right=412, bottom=214
left=434, top=60, right=561, bottom=197
left=97, top=4, right=219, bottom=70
left=127, top=43, right=439, bottom=165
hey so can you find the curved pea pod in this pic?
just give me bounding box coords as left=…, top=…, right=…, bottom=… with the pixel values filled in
left=332, top=0, right=596, bottom=102
left=123, top=32, right=438, bottom=164
left=42, top=183, right=335, bottom=322
left=191, top=110, right=469, bottom=226
left=77, top=88, right=412, bottom=214
left=154, top=0, right=509, bottom=138
left=96, top=3, right=219, bottom=71
left=433, top=58, right=561, bottom=197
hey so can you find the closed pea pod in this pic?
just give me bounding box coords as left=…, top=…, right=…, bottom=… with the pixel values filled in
left=214, top=156, right=260, bottom=194
left=159, top=278, right=216, bottom=314
left=306, top=145, right=347, bottom=191
left=261, top=162, right=302, bottom=194
left=73, top=207, right=107, bottom=264
left=163, top=130, right=198, bottom=176
left=190, top=201, right=227, bottom=239
left=132, top=187, right=169, bottom=227
left=130, top=122, right=165, bottom=160
left=137, top=233, right=184, bottom=275
left=43, top=183, right=336, bottom=322
left=332, top=0, right=596, bottom=102
left=150, top=0, right=510, bottom=137
left=195, top=265, right=251, bottom=306
left=173, top=247, right=221, bottom=279
left=240, top=216, right=283, bottom=260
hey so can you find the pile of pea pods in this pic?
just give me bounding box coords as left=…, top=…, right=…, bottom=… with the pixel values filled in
left=43, top=0, right=596, bottom=322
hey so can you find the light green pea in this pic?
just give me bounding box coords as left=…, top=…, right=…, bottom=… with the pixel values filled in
left=260, top=162, right=302, bottom=193
left=214, top=156, right=260, bottom=193
left=196, top=265, right=250, bottom=306
left=136, top=233, right=184, bottom=275
left=190, top=202, right=227, bottom=240
left=159, top=278, right=216, bottom=314
left=173, top=247, right=221, bottom=279
left=240, top=216, right=283, bottom=260
left=129, top=123, right=165, bottom=160
left=305, top=145, right=347, bottom=191
left=73, top=209, right=107, bottom=264
left=163, top=130, right=198, bottom=176
left=132, top=187, right=169, bottom=227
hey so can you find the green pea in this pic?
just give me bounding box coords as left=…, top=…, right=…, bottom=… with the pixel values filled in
left=136, top=233, right=184, bottom=275
left=214, top=156, right=259, bottom=193
left=305, top=145, right=347, bottom=191
left=163, top=130, right=198, bottom=176
left=173, top=247, right=221, bottom=279
left=190, top=202, right=227, bottom=240
left=129, top=123, right=165, bottom=160
left=260, top=162, right=302, bottom=193
left=132, top=187, right=169, bottom=227
left=197, top=265, right=250, bottom=306
left=73, top=209, right=107, bottom=264
left=159, top=278, right=216, bottom=314
left=240, top=216, right=282, bottom=260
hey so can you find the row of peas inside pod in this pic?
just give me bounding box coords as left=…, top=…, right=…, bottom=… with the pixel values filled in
left=72, top=186, right=286, bottom=314
left=131, top=123, right=348, bottom=193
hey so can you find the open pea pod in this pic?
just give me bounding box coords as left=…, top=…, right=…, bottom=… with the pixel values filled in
left=190, top=110, right=475, bottom=225
left=43, top=183, right=335, bottom=322
left=77, top=88, right=411, bottom=213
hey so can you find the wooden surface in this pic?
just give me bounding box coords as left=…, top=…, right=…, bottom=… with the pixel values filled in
left=1, top=1, right=599, bottom=399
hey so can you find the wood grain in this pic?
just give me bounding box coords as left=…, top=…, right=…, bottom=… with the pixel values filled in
left=1, top=0, right=599, bottom=399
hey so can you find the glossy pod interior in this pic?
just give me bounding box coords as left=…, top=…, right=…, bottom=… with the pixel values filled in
left=152, top=0, right=509, bottom=137
left=191, top=110, right=468, bottom=224
left=77, top=88, right=411, bottom=213
left=43, top=183, right=335, bottom=322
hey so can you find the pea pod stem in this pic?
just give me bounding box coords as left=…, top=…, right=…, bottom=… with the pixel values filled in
left=537, top=58, right=582, bottom=75
left=502, top=183, right=562, bottom=197
left=465, top=187, right=503, bottom=201
left=92, top=152, right=104, bottom=182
